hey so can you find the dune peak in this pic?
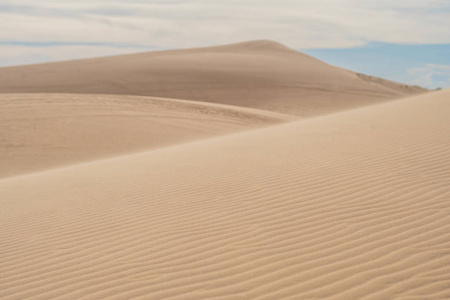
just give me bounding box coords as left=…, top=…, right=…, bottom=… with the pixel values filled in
left=0, top=40, right=427, bottom=117
left=220, top=39, right=294, bottom=52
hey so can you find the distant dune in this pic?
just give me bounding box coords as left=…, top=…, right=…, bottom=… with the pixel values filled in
left=0, top=93, right=291, bottom=178
left=0, top=40, right=426, bottom=116
left=1, top=90, right=449, bottom=299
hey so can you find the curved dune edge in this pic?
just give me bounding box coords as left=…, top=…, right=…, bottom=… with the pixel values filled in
left=0, top=90, right=449, bottom=299
left=0, top=40, right=427, bottom=117
left=0, top=93, right=293, bottom=179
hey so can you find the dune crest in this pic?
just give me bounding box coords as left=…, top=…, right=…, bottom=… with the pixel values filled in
left=0, top=40, right=426, bottom=116
left=0, top=93, right=291, bottom=178
left=1, top=90, right=449, bottom=299
left=213, top=40, right=296, bottom=52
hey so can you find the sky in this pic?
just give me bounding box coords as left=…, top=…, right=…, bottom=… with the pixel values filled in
left=304, top=43, right=450, bottom=89
left=1, top=0, right=449, bottom=88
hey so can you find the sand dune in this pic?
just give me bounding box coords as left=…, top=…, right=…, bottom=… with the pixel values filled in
left=0, top=40, right=426, bottom=116
left=0, top=93, right=291, bottom=178
left=1, top=90, right=448, bottom=299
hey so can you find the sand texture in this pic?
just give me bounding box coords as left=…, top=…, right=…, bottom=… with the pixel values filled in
left=0, top=93, right=291, bottom=178
left=1, top=89, right=449, bottom=299
left=0, top=40, right=426, bottom=117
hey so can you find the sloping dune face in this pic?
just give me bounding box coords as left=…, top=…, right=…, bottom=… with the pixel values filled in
left=1, top=90, right=449, bottom=299
left=0, top=93, right=290, bottom=178
left=0, top=40, right=426, bottom=116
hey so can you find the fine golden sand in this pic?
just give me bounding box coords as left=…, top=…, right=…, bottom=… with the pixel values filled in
left=0, top=40, right=426, bottom=117
left=0, top=41, right=448, bottom=299
left=0, top=93, right=291, bottom=178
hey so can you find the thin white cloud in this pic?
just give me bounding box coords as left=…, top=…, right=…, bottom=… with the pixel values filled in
left=1, top=0, right=449, bottom=48
left=0, top=45, right=149, bottom=67
left=0, top=0, right=449, bottom=66
left=408, top=64, right=450, bottom=88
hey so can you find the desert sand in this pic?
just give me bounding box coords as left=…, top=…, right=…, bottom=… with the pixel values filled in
left=0, top=40, right=426, bottom=117
left=1, top=41, right=449, bottom=299
left=0, top=93, right=291, bottom=178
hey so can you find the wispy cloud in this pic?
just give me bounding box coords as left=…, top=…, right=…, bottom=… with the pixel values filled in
left=0, top=45, right=151, bottom=67
left=1, top=0, right=449, bottom=49
left=408, top=64, right=450, bottom=88
left=0, top=0, right=449, bottom=71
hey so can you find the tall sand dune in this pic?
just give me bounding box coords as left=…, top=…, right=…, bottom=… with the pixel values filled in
left=1, top=89, right=449, bottom=299
left=0, top=93, right=291, bottom=178
left=0, top=40, right=426, bottom=116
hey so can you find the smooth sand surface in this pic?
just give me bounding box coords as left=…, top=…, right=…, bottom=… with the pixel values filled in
left=0, top=93, right=291, bottom=178
left=1, top=90, right=449, bottom=299
left=0, top=40, right=426, bottom=117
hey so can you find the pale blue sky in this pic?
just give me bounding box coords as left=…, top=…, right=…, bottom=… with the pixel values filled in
left=1, top=0, right=449, bottom=88
left=304, top=43, right=450, bottom=89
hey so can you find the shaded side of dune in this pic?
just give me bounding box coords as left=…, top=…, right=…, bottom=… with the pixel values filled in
left=0, top=93, right=291, bottom=178
left=0, top=40, right=427, bottom=117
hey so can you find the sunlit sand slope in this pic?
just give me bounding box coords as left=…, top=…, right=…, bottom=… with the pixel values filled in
left=0, top=40, right=426, bottom=116
left=0, top=93, right=291, bottom=178
left=0, top=90, right=449, bottom=299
